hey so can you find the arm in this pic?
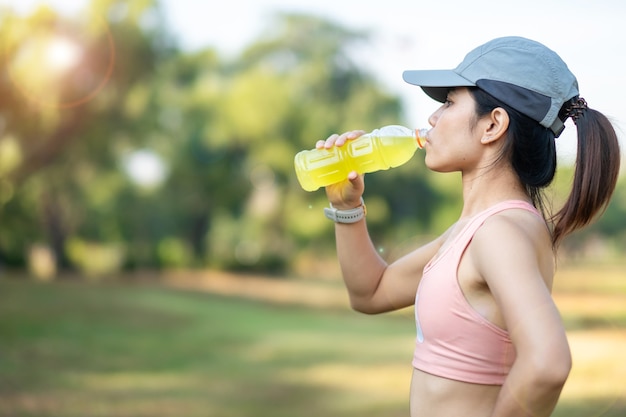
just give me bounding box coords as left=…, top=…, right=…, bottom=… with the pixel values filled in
left=319, top=130, right=443, bottom=314
left=334, top=212, right=444, bottom=314
left=471, top=214, right=571, bottom=417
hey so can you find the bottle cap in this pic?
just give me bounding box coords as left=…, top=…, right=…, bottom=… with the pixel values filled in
left=416, top=129, right=428, bottom=148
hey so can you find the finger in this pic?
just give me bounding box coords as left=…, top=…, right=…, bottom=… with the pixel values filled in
left=335, top=130, right=365, bottom=147
left=323, top=134, right=339, bottom=149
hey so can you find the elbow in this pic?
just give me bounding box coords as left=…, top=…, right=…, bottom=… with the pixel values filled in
left=539, top=359, right=571, bottom=390
left=554, top=354, right=573, bottom=387
left=348, top=296, right=383, bottom=315
left=528, top=346, right=572, bottom=389
left=548, top=343, right=573, bottom=385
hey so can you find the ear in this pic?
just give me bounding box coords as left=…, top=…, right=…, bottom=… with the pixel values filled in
left=480, top=107, right=509, bottom=145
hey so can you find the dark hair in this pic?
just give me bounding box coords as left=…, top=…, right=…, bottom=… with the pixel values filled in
left=469, top=87, right=621, bottom=246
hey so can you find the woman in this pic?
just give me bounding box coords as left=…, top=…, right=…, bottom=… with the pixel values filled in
left=316, top=37, right=621, bottom=417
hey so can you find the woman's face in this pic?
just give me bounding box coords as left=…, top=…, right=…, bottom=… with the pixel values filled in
left=423, top=87, right=485, bottom=173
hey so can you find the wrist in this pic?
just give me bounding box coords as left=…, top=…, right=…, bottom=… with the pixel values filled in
left=324, top=197, right=366, bottom=223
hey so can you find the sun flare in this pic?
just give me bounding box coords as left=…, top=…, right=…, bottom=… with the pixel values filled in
left=45, top=36, right=82, bottom=73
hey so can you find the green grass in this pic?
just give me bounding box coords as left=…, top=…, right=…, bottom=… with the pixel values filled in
left=0, top=272, right=625, bottom=417
left=0, top=277, right=413, bottom=417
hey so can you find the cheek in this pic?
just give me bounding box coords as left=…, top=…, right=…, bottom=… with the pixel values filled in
left=423, top=142, right=470, bottom=172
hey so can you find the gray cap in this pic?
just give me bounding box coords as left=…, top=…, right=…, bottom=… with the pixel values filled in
left=402, top=36, right=579, bottom=136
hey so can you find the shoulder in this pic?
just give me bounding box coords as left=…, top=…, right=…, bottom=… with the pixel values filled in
left=476, top=208, right=550, bottom=251
left=469, top=208, right=554, bottom=283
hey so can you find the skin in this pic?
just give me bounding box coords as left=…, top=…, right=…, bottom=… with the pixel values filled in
left=317, top=88, right=572, bottom=417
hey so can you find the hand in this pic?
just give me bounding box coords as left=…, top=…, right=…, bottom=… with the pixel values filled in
left=316, top=130, right=366, bottom=209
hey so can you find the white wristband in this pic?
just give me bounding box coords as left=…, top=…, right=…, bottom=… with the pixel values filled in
left=323, top=197, right=366, bottom=223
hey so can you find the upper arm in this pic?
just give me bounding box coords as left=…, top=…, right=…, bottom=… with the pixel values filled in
left=356, top=234, right=446, bottom=314
left=470, top=215, right=570, bottom=367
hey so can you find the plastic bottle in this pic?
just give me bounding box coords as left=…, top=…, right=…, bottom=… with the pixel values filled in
left=294, top=125, right=427, bottom=192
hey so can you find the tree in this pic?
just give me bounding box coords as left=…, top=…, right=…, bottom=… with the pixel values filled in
left=1, top=4, right=621, bottom=277
left=0, top=0, right=173, bottom=272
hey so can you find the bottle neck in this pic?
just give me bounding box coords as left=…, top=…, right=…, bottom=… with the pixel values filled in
left=415, top=128, right=428, bottom=149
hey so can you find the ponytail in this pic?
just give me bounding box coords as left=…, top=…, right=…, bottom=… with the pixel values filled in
left=470, top=88, right=622, bottom=247
left=551, top=105, right=621, bottom=245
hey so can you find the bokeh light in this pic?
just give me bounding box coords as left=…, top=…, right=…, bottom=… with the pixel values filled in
left=123, top=149, right=168, bottom=189
left=5, top=9, right=115, bottom=109
left=45, top=35, right=82, bottom=72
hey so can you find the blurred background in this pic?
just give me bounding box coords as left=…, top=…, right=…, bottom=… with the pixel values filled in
left=0, top=0, right=624, bottom=416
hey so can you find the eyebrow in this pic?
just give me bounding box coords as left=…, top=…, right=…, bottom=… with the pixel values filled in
left=447, top=87, right=461, bottom=97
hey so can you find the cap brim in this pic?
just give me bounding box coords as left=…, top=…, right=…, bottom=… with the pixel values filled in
left=402, top=69, right=475, bottom=103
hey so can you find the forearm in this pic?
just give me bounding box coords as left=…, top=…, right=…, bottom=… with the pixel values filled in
left=334, top=219, right=388, bottom=309
left=490, top=360, right=569, bottom=417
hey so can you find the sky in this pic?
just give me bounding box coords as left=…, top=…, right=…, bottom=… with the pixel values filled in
left=3, top=0, right=626, bottom=158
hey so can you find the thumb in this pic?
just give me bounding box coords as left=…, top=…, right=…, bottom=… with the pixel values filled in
left=346, top=171, right=365, bottom=195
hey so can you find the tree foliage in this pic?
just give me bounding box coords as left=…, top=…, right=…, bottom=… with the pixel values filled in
left=0, top=2, right=623, bottom=277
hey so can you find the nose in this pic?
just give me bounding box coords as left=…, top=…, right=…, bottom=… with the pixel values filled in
left=428, top=106, right=443, bottom=127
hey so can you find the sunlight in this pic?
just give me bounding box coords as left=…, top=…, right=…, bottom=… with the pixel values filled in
left=11, top=33, right=81, bottom=76
left=8, top=32, right=83, bottom=104
left=5, top=8, right=115, bottom=109
left=45, top=36, right=82, bottom=73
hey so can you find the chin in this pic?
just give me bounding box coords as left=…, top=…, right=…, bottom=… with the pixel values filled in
left=425, top=159, right=455, bottom=174
left=424, top=158, right=442, bottom=172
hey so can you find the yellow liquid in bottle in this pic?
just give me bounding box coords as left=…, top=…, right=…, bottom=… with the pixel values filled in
left=295, top=128, right=425, bottom=192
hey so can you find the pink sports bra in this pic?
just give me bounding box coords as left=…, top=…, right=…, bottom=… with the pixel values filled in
left=412, top=200, right=542, bottom=385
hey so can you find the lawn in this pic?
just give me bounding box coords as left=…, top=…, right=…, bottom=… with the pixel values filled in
left=0, top=266, right=624, bottom=417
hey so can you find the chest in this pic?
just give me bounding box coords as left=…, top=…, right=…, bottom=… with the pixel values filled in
left=421, top=224, right=506, bottom=330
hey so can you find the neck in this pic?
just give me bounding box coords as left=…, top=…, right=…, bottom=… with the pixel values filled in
left=459, top=164, right=530, bottom=218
